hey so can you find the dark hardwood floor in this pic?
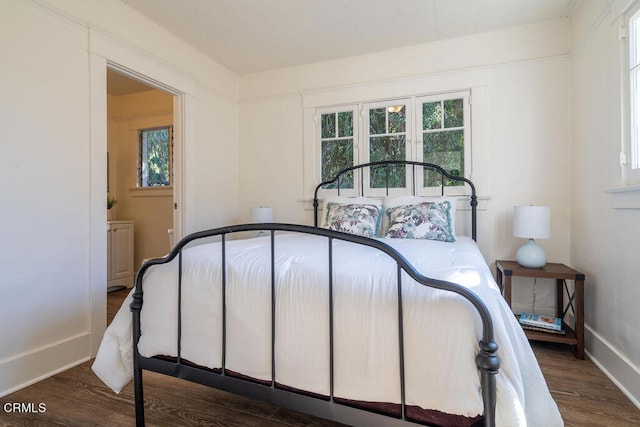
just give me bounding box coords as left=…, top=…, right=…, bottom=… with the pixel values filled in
left=1, top=288, right=638, bottom=426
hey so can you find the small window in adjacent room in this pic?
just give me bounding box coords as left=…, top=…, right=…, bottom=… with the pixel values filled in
left=138, top=126, right=173, bottom=187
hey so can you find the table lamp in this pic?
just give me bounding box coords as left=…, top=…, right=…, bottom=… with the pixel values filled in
left=251, top=207, right=273, bottom=237
left=513, top=205, right=550, bottom=268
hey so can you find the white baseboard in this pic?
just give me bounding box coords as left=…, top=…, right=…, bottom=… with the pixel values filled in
left=0, top=333, right=91, bottom=398
left=585, top=325, right=640, bottom=410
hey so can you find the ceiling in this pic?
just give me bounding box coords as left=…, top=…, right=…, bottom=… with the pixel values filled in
left=107, top=69, right=155, bottom=95
left=119, top=0, right=580, bottom=76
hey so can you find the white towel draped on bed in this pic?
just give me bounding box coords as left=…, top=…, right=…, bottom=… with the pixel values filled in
left=92, top=234, right=562, bottom=427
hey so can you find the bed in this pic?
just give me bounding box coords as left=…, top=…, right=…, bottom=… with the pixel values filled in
left=92, top=161, right=562, bottom=427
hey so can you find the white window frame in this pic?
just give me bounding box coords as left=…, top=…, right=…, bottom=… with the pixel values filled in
left=316, top=105, right=359, bottom=194
left=362, top=98, right=413, bottom=197
left=416, top=92, right=471, bottom=196
left=623, top=2, right=640, bottom=185
left=138, top=125, right=173, bottom=188
left=313, top=92, right=471, bottom=198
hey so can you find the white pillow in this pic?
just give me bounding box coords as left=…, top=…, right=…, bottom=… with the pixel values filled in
left=382, top=196, right=457, bottom=237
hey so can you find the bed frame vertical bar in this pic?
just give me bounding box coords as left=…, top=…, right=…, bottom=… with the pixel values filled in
left=328, top=237, right=335, bottom=402
left=477, top=339, right=499, bottom=427
left=177, top=251, right=183, bottom=363
left=385, top=163, right=390, bottom=195
left=271, top=230, right=276, bottom=387
left=131, top=278, right=144, bottom=427
left=221, top=234, right=227, bottom=375
left=396, top=265, right=406, bottom=419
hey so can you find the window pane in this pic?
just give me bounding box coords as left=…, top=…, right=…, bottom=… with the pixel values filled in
left=422, top=102, right=442, bottom=130
left=388, top=105, right=406, bottom=133
left=369, top=135, right=406, bottom=188
left=370, top=164, right=406, bottom=188
left=321, top=113, right=336, bottom=138
left=337, top=111, right=353, bottom=137
left=322, top=139, right=354, bottom=189
left=369, top=108, right=386, bottom=134
left=632, top=12, right=640, bottom=68
left=443, top=99, right=464, bottom=128
left=140, top=128, right=170, bottom=187
left=423, top=130, right=464, bottom=187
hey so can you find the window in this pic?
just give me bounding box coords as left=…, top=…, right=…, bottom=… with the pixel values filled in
left=138, top=126, right=173, bottom=187
left=418, top=95, right=468, bottom=188
left=364, top=100, right=411, bottom=189
left=320, top=107, right=356, bottom=189
left=317, top=92, right=470, bottom=194
left=624, top=4, right=640, bottom=184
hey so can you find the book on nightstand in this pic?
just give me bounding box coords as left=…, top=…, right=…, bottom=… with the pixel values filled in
left=519, top=312, right=563, bottom=331
left=521, top=324, right=566, bottom=335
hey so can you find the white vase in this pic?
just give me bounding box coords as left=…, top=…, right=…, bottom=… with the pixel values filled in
left=107, top=209, right=113, bottom=221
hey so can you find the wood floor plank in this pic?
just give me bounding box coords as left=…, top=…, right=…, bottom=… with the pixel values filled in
left=0, top=289, right=638, bottom=426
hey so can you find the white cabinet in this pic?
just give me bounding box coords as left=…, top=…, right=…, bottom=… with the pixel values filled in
left=107, top=221, right=134, bottom=290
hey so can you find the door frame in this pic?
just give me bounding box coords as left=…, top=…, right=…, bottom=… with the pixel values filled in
left=89, top=31, right=194, bottom=354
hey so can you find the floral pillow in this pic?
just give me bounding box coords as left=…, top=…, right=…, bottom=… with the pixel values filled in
left=384, top=201, right=455, bottom=242
left=323, top=202, right=382, bottom=237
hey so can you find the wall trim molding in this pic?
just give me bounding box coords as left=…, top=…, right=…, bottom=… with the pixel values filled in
left=0, top=333, right=90, bottom=397
left=239, top=54, right=570, bottom=105
left=107, top=110, right=173, bottom=123
left=586, top=324, right=640, bottom=410
left=606, top=185, right=640, bottom=209
left=299, top=55, right=570, bottom=108
left=570, top=0, right=615, bottom=57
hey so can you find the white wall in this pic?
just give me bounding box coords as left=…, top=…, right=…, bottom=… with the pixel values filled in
left=238, top=20, right=573, bottom=314
left=570, top=0, right=640, bottom=407
left=0, top=0, right=92, bottom=396
left=0, top=0, right=239, bottom=397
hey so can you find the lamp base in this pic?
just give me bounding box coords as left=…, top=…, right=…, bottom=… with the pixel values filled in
left=516, top=239, right=547, bottom=268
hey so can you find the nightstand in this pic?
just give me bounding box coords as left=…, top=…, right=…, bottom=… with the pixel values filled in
left=495, top=260, right=585, bottom=359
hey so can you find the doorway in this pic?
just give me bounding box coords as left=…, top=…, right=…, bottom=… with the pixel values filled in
left=88, top=46, right=189, bottom=356
left=106, top=68, right=178, bottom=291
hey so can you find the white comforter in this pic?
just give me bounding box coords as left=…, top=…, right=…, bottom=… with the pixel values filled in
left=92, top=234, right=562, bottom=426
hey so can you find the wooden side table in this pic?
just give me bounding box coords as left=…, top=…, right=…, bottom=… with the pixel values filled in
left=495, top=260, right=585, bottom=359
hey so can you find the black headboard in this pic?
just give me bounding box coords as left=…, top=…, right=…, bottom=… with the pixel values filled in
left=312, top=160, right=478, bottom=241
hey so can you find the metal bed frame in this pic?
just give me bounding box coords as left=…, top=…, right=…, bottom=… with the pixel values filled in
left=130, top=160, right=499, bottom=427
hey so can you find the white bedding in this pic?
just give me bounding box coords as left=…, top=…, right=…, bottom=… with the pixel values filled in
left=92, top=234, right=562, bottom=426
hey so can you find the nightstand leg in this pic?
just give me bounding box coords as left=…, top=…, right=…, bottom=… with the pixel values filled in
left=504, top=275, right=512, bottom=309
left=556, top=279, right=564, bottom=318
left=575, top=278, right=585, bottom=359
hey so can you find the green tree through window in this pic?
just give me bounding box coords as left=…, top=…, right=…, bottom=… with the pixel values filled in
left=139, top=126, right=172, bottom=187
left=321, top=111, right=354, bottom=188
left=422, top=98, right=464, bottom=187
left=318, top=93, right=468, bottom=193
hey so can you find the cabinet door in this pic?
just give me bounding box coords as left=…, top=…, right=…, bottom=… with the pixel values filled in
left=110, top=223, right=134, bottom=280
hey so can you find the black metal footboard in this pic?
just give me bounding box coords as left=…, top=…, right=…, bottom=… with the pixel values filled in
left=130, top=223, right=499, bottom=427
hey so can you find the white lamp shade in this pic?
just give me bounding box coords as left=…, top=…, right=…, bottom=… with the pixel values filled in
left=513, top=206, right=550, bottom=239
left=250, top=207, right=273, bottom=223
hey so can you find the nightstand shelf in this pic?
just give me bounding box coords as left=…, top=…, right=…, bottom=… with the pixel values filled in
left=496, top=260, right=585, bottom=359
